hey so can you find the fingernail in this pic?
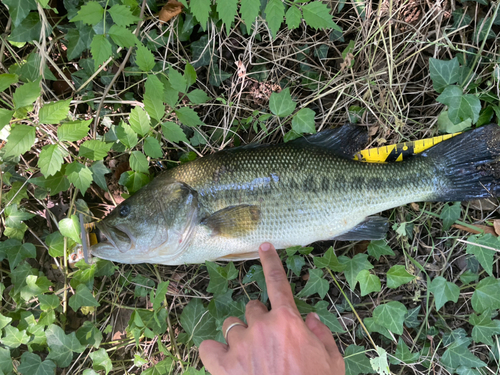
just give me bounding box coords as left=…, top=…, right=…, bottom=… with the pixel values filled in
left=260, top=243, right=271, bottom=252
left=312, top=312, right=320, bottom=320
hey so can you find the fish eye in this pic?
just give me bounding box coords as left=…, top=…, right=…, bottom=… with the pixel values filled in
left=119, top=204, right=130, bottom=217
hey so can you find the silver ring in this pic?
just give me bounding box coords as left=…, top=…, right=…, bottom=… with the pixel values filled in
left=224, top=322, right=246, bottom=342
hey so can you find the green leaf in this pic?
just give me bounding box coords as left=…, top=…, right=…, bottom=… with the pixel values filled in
left=0, top=73, right=18, bottom=92
left=32, top=172, right=71, bottom=196
left=440, top=201, right=461, bottom=231
left=79, top=140, right=112, bottom=161
left=460, top=270, right=479, bottom=285
left=370, top=346, right=390, bottom=375
left=339, top=254, right=373, bottom=289
left=144, top=75, right=165, bottom=121
left=59, top=215, right=81, bottom=244
left=269, top=88, right=296, bottom=117
left=0, top=313, right=12, bottom=330
left=3, top=0, right=37, bottom=27
left=436, top=85, right=481, bottom=124
left=386, top=265, right=415, bottom=289
left=184, top=63, right=197, bottom=87
left=136, top=44, right=155, bottom=71
left=17, top=352, right=56, bottom=375
left=144, top=137, right=163, bottom=158
left=466, top=234, right=499, bottom=277
left=38, top=294, right=60, bottom=311
left=1, top=325, right=30, bottom=348
left=240, top=0, right=260, bottom=28
left=302, top=2, right=338, bottom=30
left=175, top=107, right=203, bottom=127
left=356, top=270, right=381, bottom=296
left=190, top=0, right=211, bottom=30
left=116, top=122, right=138, bottom=148
left=108, top=4, right=140, bottom=26
left=38, top=144, right=64, bottom=177
left=285, top=5, right=301, bottom=29
left=152, top=281, right=170, bottom=311
left=367, top=239, right=395, bottom=261
left=90, top=161, right=110, bottom=191
left=130, top=151, right=149, bottom=173
left=441, top=338, right=486, bottom=369
left=471, top=277, right=500, bottom=314
left=39, top=99, right=71, bottom=124
left=89, top=348, right=112, bottom=375
left=187, top=89, right=210, bottom=104
left=264, top=0, right=284, bottom=38
left=313, top=247, right=346, bottom=271
left=5, top=204, right=34, bottom=230
left=90, top=34, right=113, bottom=71
left=129, top=106, right=151, bottom=136
left=313, top=301, right=344, bottom=332
left=390, top=338, right=420, bottom=365
left=58, top=120, right=91, bottom=141
left=470, top=311, right=500, bottom=345
left=4, top=124, right=36, bottom=158
left=206, top=261, right=238, bottom=295
left=118, top=171, right=150, bottom=193
left=364, top=317, right=392, bottom=339
left=169, top=67, right=187, bottom=93
left=286, top=254, right=306, bottom=277
left=242, top=265, right=268, bottom=302
left=70, top=1, right=104, bottom=25
left=429, top=276, right=460, bottom=310
left=297, top=268, right=329, bottom=299
left=9, top=12, right=44, bottom=43
left=372, top=301, right=407, bottom=335
left=66, top=162, right=93, bottom=193
left=0, top=347, right=13, bottom=374
left=291, top=107, right=316, bottom=134
left=108, top=25, right=138, bottom=48
left=437, top=111, right=472, bottom=134
left=0, top=108, right=14, bottom=131
left=1, top=238, right=36, bottom=270
left=76, top=321, right=103, bottom=349
left=344, top=345, right=375, bottom=375
left=66, top=25, right=95, bottom=60
left=180, top=298, right=217, bottom=346
left=429, top=58, right=461, bottom=93
left=68, top=284, right=100, bottom=311
left=217, top=0, right=238, bottom=34
left=13, top=79, right=40, bottom=109
left=46, top=324, right=85, bottom=367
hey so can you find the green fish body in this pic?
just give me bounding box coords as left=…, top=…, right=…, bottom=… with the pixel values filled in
left=90, top=124, right=500, bottom=264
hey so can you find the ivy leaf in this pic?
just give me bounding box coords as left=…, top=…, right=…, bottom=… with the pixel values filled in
left=286, top=255, right=306, bottom=277
left=437, top=111, right=472, bottom=134
left=13, top=79, right=41, bottom=109
left=39, top=99, right=71, bottom=124
left=386, top=265, right=415, bottom=289
left=372, top=301, right=407, bottom=335
left=3, top=0, right=37, bottom=27
left=130, top=151, right=149, bottom=173
left=436, top=85, right=481, bottom=124
left=269, top=88, right=296, bottom=117
left=470, top=311, right=500, bottom=345
left=367, top=239, right=395, bottom=261
left=180, top=298, right=217, bottom=346
left=38, top=144, right=64, bottom=177
left=217, top=0, right=238, bottom=34
left=429, top=276, right=460, bottom=310
left=206, top=261, right=238, bottom=295
left=144, top=75, right=165, bottom=121
left=264, top=0, right=284, bottom=38
left=302, top=2, right=338, bottom=30
left=242, top=265, right=268, bottom=302
left=76, top=321, right=103, bottom=349
left=390, top=338, right=420, bottom=365
left=136, top=44, right=155, bottom=71
left=314, top=301, right=344, bottom=332
left=116, top=122, right=138, bottom=148
left=429, top=58, right=461, bottom=93
left=46, top=324, right=86, bottom=367
left=0, top=347, right=13, bottom=375
left=187, top=89, right=210, bottom=104
left=355, top=270, right=381, bottom=296
left=471, top=277, right=500, bottom=314
left=285, top=5, right=301, bottom=29
left=1, top=325, right=30, bottom=348
left=291, top=107, right=316, bottom=134
left=119, top=171, right=150, bottom=193
left=66, top=162, right=93, bottom=193
left=344, top=345, right=375, bottom=375
left=297, top=269, right=329, bottom=299
left=144, top=137, right=163, bottom=158
left=466, top=234, right=499, bottom=277
left=58, top=120, right=91, bottom=141
left=364, top=317, right=392, bottom=340
left=441, top=338, right=486, bottom=369
left=440, top=202, right=461, bottom=230
left=129, top=106, right=151, bottom=136
left=66, top=25, right=95, bottom=60
left=313, top=247, right=346, bottom=271
left=38, top=294, right=60, bottom=311
left=9, top=12, right=44, bottom=43
left=0, top=73, right=19, bottom=93
left=339, top=254, right=373, bottom=289
left=175, top=107, right=203, bottom=127
left=460, top=270, right=479, bottom=285
left=90, top=161, right=110, bottom=192
left=68, top=284, right=100, bottom=312
left=108, top=25, right=138, bottom=48
left=59, top=215, right=81, bottom=244
left=70, top=1, right=104, bottom=25
left=108, top=4, right=140, bottom=26
left=79, top=140, right=112, bottom=161
left=90, top=34, right=113, bottom=71
left=17, top=352, right=56, bottom=375
left=1, top=238, right=36, bottom=270
left=190, top=0, right=211, bottom=30
left=240, top=0, right=260, bottom=28
left=4, top=124, right=36, bottom=158
left=89, top=348, right=112, bottom=375
left=32, top=172, right=71, bottom=196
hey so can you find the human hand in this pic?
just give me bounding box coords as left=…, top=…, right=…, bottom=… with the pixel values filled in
left=199, top=243, right=345, bottom=375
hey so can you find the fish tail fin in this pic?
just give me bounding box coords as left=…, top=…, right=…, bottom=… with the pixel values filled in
left=424, top=124, right=500, bottom=201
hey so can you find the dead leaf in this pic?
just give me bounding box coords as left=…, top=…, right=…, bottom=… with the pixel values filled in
left=159, top=0, right=184, bottom=23
left=452, top=224, right=497, bottom=236
left=353, top=240, right=370, bottom=255
left=410, top=202, right=420, bottom=211
left=493, top=220, right=500, bottom=236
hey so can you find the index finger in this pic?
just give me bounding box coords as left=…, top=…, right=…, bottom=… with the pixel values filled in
left=259, top=243, right=298, bottom=311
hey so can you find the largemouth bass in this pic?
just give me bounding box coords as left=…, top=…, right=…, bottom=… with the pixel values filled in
left=90, top=124, right=500, bottom=265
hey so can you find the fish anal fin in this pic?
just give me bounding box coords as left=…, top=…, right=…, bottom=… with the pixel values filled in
left=217, top=251, right=260, bottom=261
left=333, top=216, right=388, bottom=241
left=202, top=205, right=261, bottom=237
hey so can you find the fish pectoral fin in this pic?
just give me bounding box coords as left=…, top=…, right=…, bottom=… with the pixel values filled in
left=216, top=251, right=260, bottom=261
left=332, top=216, right=388, bottom=241
left=201, top=205, right=261, bottom=237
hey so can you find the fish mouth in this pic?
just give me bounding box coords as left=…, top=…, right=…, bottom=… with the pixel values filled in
left=92, top=222, right=136, bottom=254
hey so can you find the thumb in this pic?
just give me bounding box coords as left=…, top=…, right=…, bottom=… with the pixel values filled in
left=305, top=313, right=342, bottom=358
left=199, top=339, right=228, bottom=373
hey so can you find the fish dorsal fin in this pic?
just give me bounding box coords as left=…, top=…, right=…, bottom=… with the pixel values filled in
left=332, top=216, right=389, bottom=241
left=291, top=124, right=368, bottom=159
left=202, top=205, right=261, bottom=237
